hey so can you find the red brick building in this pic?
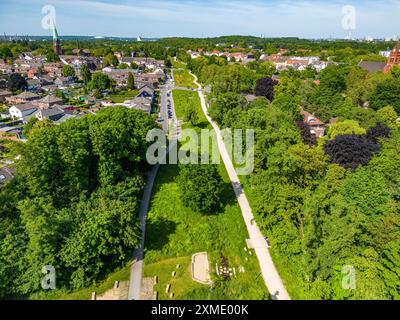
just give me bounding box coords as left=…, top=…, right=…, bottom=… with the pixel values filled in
left=384, top=42, right=400, bottom=73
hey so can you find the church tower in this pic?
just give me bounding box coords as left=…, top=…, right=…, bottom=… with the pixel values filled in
left=384, top=42, right=400, bottom=73
left=52, top=21, right=62, bottom=55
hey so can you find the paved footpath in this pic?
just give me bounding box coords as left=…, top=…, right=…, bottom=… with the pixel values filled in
left=192, top=73, right=291, bottom=300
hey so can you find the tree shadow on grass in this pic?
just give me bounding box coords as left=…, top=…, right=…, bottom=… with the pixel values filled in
left=195, top=121, right=210, bottom=130
left=221, top=181, right=239, bottom=208
left=144, top=218, right=177, bottom=252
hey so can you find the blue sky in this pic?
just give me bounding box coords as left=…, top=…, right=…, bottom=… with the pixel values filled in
left=0, top=0, right=399, bottom=38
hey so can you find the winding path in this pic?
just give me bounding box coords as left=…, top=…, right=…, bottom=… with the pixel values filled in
left=192, top=72, right=291, bottom=300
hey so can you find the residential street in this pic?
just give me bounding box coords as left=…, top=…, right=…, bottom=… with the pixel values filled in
left=192, top=72, right=291, bottom=300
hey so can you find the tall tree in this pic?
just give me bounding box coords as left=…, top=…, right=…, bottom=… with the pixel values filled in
left=255, top=77, right=277, bottom=101
left=62, top=65, right=76, bottom=78
left=127, top=72, right=135, bottom=90
left=80, top=64, right=92, bottom=84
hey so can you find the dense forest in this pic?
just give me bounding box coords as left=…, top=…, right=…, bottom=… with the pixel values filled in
left=0, top=107, right=157, bottom=298
left=187, top=54, right=400, bottom=299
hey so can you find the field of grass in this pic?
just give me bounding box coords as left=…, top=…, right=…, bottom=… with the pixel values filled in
left=173, top=70, right=198, bottom=89
left=172, top=90, right=207, bottom=128
left=142, top=84, right=269, bottom=300
left=143, top=163, right=268, bottom=299
left=30, top=263, right=132, bottom=300
left=171, top=60, right=187, bottom=69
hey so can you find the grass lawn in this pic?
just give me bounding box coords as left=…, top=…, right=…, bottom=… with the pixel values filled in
left=171, top=60, right=187, bottom=69
left=173, top=70, right=198, bottom=89
left=30, top=263, right=132, bottom=300
left=105, top=90, right=139, bottom=103
left=143, top=84, right=269, bottom=300
left=172, top=90, right=207, bottom=129
left=143, top=163, right=268, bottom=300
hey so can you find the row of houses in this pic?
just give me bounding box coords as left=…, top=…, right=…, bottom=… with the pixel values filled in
left=187, top=49, right=328, bottom=71
left=260, top=54, right=329, bottom=72
left=1, top=91, right=78, bottom=124
left=102, top=67, right=166, bottom=89
left=117, top=56, right=165, bottom=70
left=187, top=49, right=256, bottom=63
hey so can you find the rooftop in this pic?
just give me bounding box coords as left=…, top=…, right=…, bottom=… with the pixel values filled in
left=14, top=91, right=40, bottom=100
left=358, top=60, right=386, bottom=73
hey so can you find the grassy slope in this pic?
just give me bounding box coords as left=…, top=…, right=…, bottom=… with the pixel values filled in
left=142, top=76, right=268, bottom=300
left=173, top=70, right=198, bottom=89
left=171, top=60, right=187, bottom=69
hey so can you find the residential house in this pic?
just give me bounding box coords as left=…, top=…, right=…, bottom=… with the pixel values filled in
left=54, top=76, right=75, bottom=87
left=122, top=97, right=152, bottom=114
left=8, top=103, right=38, bottom=121
left=358, top=60, right=386, bottom=73
left=128, top=57, right=164, bottom=70
left=188, top=50, right=201, bottom=59
left=27, top=67, right=40, bottom=79
left=0, top=126, right=24, bottom=140
left=19, top=52, right=34, bottom=60
left=43, top=63, right=63, bottom=77
left=0, top=111, right=11, bottom=120
left=5, top=91, right=40, bottom=104
left=136, top=85, right=154, bottom=99
left=226, top=52, right=247, bottom=62
left=34, top=95, right=64, bottom=109
left=35, top=105, right=65, bottom=121
left=120, top=57, right=137, bottom=67
left=0, top=167, right=16, bottom=187
left=301, top=108, right=325, bottom=138
left=113, top=51, right=123, bottom=60
left=135, top=75, right=159, bottom=89
left=0, top=90, right=12, bottom=102
left=103, top=68, right=131, bottom=87
left=27, top=79, right=42, bottom=92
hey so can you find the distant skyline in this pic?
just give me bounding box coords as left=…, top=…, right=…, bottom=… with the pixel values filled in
left=0, top=0, right=400, bottom=39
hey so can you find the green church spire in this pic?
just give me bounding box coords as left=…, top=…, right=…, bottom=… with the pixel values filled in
left=52, top=19, right=59, bottom=41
